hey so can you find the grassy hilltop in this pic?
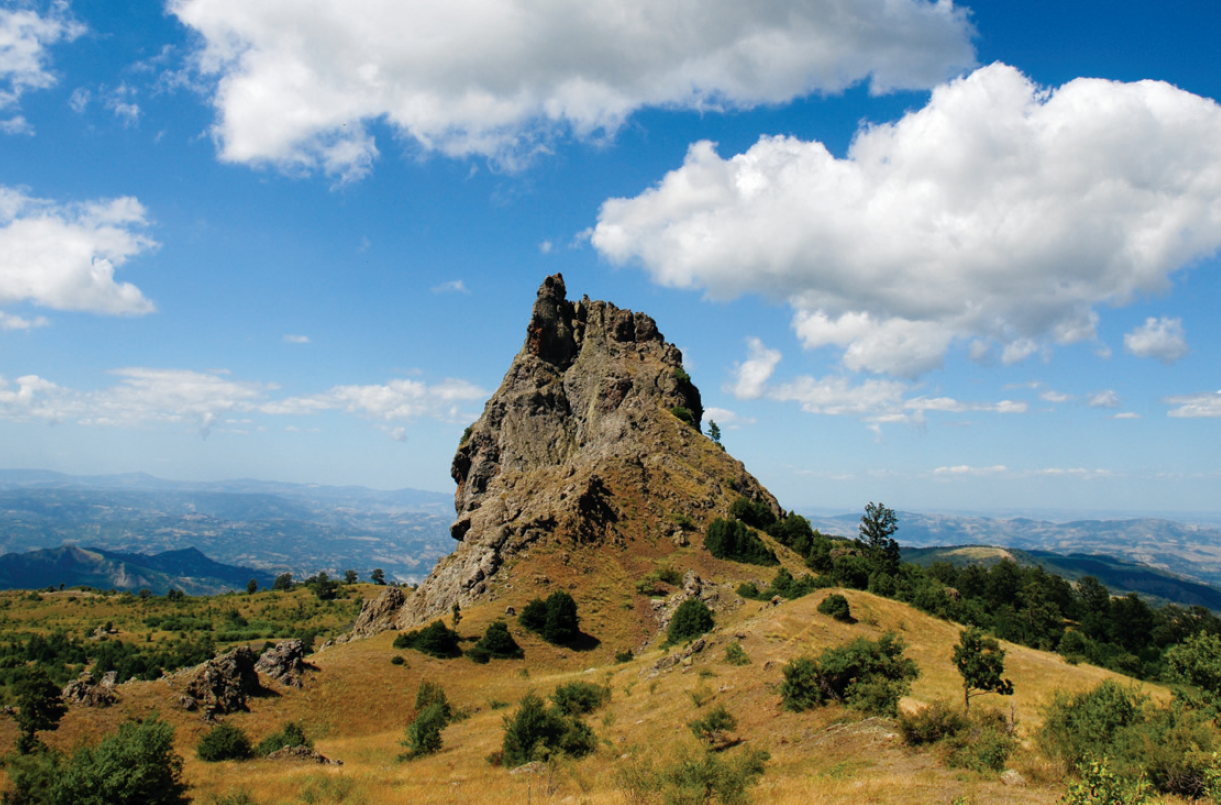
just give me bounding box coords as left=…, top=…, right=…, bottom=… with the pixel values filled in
left=0, top=560, right=1200, bottom=805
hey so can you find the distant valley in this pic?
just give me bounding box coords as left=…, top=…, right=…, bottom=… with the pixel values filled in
left=0, top=470, right=454, bottom=584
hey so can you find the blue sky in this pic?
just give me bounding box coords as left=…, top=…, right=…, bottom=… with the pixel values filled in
left=2, top=0, right=1220, bottom=517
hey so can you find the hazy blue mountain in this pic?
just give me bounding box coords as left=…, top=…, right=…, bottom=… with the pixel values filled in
left=0, top=545, right=276, bottom=595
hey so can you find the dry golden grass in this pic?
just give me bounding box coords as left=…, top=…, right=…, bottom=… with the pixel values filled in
left=3, top=575, right=1187, bottom=805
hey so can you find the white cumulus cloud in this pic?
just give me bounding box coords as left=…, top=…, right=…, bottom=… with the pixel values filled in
left=169, top=0, right=974, bottom=179
left=0, top=2, right=84, bottom=122
left=0, top=186, right=157, bottom=315
left=593, top=63, right=1221, bottom=378
left=1124, top=316, right=1188, bottom=364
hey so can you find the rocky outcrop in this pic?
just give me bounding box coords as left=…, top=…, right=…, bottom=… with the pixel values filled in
left=350, top=585, right=406, bottom=637
left=256, top=640, right=310, bottom=688
left=267, top=745, right=342, bottom=765
left=181, top=646, right=261, bottom=717
left=62, top=671, right=118, bottom=707
left=363, top=274, right=779, bottom=633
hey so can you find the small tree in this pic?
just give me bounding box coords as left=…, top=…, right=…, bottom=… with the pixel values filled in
left=343, top=569, right=358, bottom=585
left=1164, top=631, right=1221, bottom=718
left=12, top=666, right=67, bottom=755
left=245, top=579, right=258, bottom=595
left=272, top=573, right=293, bottom=591
left=370, top=568, right=386, bottom=585
left=708, top=420, right=722, bottom=445
left=451, top=601, right=462, bottom=629
left=312, top=571, right=338, bottom=601
left=781, top=633, right=919, bottom=717
left=953, top=627, right=1014, bottom=712
left=501, top=691, right=596, bottom=767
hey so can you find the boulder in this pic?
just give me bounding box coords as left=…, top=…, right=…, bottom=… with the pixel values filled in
left=62, top=670, right=118, bottom=707
left=266, top=745, right=342, bottom=765
left=255, top=639, right=310, bottom=688
left=181, top=646, right=261, bottom=716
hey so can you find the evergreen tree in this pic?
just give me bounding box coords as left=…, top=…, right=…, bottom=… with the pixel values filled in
left=12, top=666, right=66, bottom=755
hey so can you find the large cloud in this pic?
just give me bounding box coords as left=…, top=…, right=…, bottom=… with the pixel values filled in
left=0, top=2, right=84, bottom=121
left=169, top=0, right=974, bottom=180
left=0, top=187, right=157, bottom=315
left=593, top=63, right=1221, bottom=378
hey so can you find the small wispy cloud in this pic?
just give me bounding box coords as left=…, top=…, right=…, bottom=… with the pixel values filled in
left=431, top=279, right=469, bottom=294
left=283, top=334, right=310, bottom=344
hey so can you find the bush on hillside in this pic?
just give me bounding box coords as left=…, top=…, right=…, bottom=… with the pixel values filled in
left=781, top=633, right=918, bottom=717
left=500, top=691, right=597, bottom=767
left=255, top=722, right=310, bottom=756
left=550, top=681, right=611, bottom=716
left=667, top=598, right=715, bottom=645
left=1041, top=680, right=1221, bottom=797
left=817, top=593, right=852, bottom=622
left=467, top=620, right=523, bottom=663
left=518, top=590, right=581, bottom=645
left=197, top=722, right=253, bottom=762
left=400, top=682, right=454, bottom=760
left=705, top=518, right=778, bottom=566
left=393, top=620, right=462, bottom=658
left=5, top=717, right=189, bottom=805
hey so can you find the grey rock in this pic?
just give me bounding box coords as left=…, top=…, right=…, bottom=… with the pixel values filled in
left=183, top=646, right=261, bottom=716
left=256, top=640, right=311, bottom=688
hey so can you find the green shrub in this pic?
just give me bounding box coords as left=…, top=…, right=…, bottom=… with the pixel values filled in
left=1063, top=756, right=1155, bottom=805
left=6, top=717, right=190, bottom=805
left=470, top=621, right=523, bottom=661
left=667, top=598, right=714, bottom=644
left=1041, top=680, right=1221, bottom=797
left=613, top=743, right=768, bottom=805
left=400, top=682, right=453, bottom=760
left=705, top=518, right=778, bottom=566
left=256, top=721, right=310, bottom=756
left=518, top=590, right=580, bottom=645
left=56, top=718, right=188, bottom=805
left=897, top=699, right=968, bottom=746
left=390, top=654, right=406, bottom=665
left=723, top=642, right=751, bottom=666
left=780, top=633, right=918, bottom=717
left=728, top=497, right=776, bottom=530
left=393, top=620, right=462, bottom=658
left=551, top=681, right=611, bottom=716
left=197, top=722, right=253, bottom=762
left=689, top=704, right=738, bottom=747
left=1040, top=681, right=1146, bottom=769
left=400, top=702, right=450, bottom=760
left=817, top=593, right=852, bottom=622
left=670, top=406, right=695, bottom=426
left=615, top=649, right=634, bottom=664
left=501, top=691, right=596, bottom=767
left=944, top=708, right=1017, bottom=772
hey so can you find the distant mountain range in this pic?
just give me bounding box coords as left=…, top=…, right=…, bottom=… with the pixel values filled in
left=902, top=544, right=1221, bottom=611
left=0, top=470, right=455, bottom=583
left=0, top=545, right=276, bottom=595
left=802, top=509, right=1221, bottom=591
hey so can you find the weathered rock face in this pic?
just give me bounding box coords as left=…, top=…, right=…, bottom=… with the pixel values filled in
left=256, top=640, right=310, bottom=688
left=374, top=274, right=779, bottom=631
left=181, top=645, right=261, bottom=717
left=62, top=670, right=118, bottom=707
